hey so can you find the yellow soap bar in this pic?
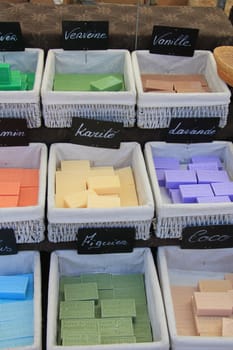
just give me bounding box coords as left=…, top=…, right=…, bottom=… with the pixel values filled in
left=60, top=160, right=91, bottom=172
left=87, top=175, right=120, bottom=195
left=115, top=167, right=135, bottom=186
left=87, top=192, right=120, bottom=208
left=55, top=171, right=86, bottom=197
left=64, top=190, right=88, bottom=208
left=89, top=166, right=115, bottom=176
left=119, top=184, right=138, bottom=207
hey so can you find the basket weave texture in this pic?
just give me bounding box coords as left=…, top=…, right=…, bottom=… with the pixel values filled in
left=214, top=46, right=233, bottom=87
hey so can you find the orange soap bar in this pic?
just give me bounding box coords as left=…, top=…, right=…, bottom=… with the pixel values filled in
left=193, top=292, right=233, bottom=317
left=0, top=181, right=20, bottom=196
left=194, top=314, right=222, bottom=337
left=0, top=168, right=22, bottom=182
left=198, top=279, right=233, bottom=292
left=18, top=187, right=38, bottom=206
left=0, top=195, right=18, bottom=207
left=144, top=79, right=174, bottom=92
left=20, top=169, right=39, bottom=187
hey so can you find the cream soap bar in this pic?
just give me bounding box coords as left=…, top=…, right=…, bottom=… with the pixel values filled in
left=60, top=160, right=91, bottom=172
left=87, top=192, right=120, bottom=209
left=64, top=190, right=88, bottom=208
left=87, top=175, right=120, bottom=195
left=193, top=292, right=233, bottom=316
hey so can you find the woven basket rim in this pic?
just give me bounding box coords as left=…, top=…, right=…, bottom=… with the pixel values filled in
left=213, top=46, right=233, bottom=87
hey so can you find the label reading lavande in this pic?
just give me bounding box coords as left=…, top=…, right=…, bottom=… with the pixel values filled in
left=62, top=21, right=109, bottom=50
left=181, top=225, right=233, bottom=249
left=150, top=25, right=199, bottom=57
left=0, top=229, right=17, bottom=255
left=0, top=118, right=28, bottom=146
left=70, top=118, right=122, bottom=149
left=166, top=117, right=219, bottom=143
left=0, top=22, right=24, bottom=51
left=77, top=227, right=135, bottom=254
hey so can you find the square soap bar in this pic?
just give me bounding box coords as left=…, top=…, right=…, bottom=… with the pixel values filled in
left=179, top=184, right=214, bottom=203
left=165, top=170, right=197, bottom=189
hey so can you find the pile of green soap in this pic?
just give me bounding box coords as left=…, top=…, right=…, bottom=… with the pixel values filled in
left=0, top=62, right=35, bottom=91
left=58, top=273, right=153, bottom=346
left=53, top=73, right=125, bottom=92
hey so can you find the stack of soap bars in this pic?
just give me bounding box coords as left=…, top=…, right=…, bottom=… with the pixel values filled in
left=0, top=63, right=35, bottom=91
left=58, top=273, right=152, bottom=345
left=53, top=73, right=125, bottom=92
left=0, top=273, right=34, bottom=348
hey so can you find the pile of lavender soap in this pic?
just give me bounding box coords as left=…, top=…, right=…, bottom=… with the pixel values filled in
left=154, top=155, right=233, bottom=204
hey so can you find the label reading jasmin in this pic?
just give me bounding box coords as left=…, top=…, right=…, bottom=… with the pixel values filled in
left=150, top=25, right=198, bottom=56
left=0, top=118, right=28, bottom=146
left=166, top=117, right=219, bottom=143
left=77, top=227, right=135, bottom=254
left=62, top=21, right=109, bottom=50
left=0, top=22, right=24, bottom=51
left=70, top=118, right=122, bottom=148
left=181, top=225, right=233, bottom=249
left=0, top=229, right=17, bottom=255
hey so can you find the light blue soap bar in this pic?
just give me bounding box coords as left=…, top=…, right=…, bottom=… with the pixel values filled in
left=0, top=273, right=33, bottom=303
left=0, top=275, right=29, bottom=300
left=0, top=336, right=33, bottom=349
left=0, top=300, right=33, bottom=322
left=0, top=317, right=34, bottom=340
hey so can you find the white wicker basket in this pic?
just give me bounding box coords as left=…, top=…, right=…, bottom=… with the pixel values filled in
left=132, top=50, right=231, bottom=129
left=0, top=143, right=47, bottom=243
left=0, top=49, right=44, bottom=128
left=47, top=142, right=154, bottom=242
left=144, top=141, right=233, bottom=239
left=0, top=251, right=42, bottom=350
left=47, top=249, right=169, bottom=350
left=41, top=49, right=136, bottom=128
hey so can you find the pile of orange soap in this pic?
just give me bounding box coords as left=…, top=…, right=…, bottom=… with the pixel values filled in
left=0, top=168, right=39, bottom=207
left=171, top=274, right=233, bottom=337
left=55, top=160, right=139, bottom=209
left=141, top=74, right=211, bottom=93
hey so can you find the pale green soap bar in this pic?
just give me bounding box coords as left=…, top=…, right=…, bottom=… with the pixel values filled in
left=112, top=273, right=145, bottom=288
left=81, top=273, right=113, bottom=290
left=64, top=282, right=98, bottom=301
left=133, top=319, right=152, bottom=339
left=0, top=63, right=11, bottom=84
left=98, top=317, right=134, bottom=337
left=135, top=303, right=150, bottom=319
left=113, top=286, right=147, bottom=304
left=59, top=276, right=81, bottom=300
left=62, top=334, right=101, bottom=346
left=53, top=73, right=125, bottom=92
left=59, top=300, right=95, bottom=319
left=101, top=336, right=136, bottom=344
left=61, top=318, right=99, bottom=337
left=90, top=75, right=123, bottom=91
left=98, top=289, right=114, bottom=300
left=136, top=335, right=153, bottom=343
left=101, top=298, right=136, bottom=319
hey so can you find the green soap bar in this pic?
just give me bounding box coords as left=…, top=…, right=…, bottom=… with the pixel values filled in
left=53, top=73, right=125, bottom=92
left=101, top=335, right=136, bottom=344
left=0, top=63, right=11, bottom=84
left=90, top=75, right=123, bottom=91
left=112, top=273, right=145, bottom=288
left=59, top=300, right=95, bottom=319
left=98, top=317, right=134, bottom=337
left=133, top=320, right=152, bottom=338
left=136, top=335, right=153, bottom=343
left=0, top=70, right=22, bottom=91
left=59, top=276, right=82, bottom=300
left=98, top=289, right=114, bottom=300
left=101, top=298, right=136, bottom=319
left=26, top=72, right=35, bottom=90
left=64, top=282, right=98, bottom=301
left=61, top=318, right=99, bottom=337
left=113, top=286, right=147, bottom=303
left=95, top=302, right=101, bottom=318
left=62, top=334, right=101, bottom=346
left=81, top=273, right=113, bottom=290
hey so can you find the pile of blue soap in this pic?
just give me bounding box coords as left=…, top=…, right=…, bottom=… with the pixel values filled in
left=153, top=155, right=233, bottom=204
left=0, top=273, right=34, bottom=348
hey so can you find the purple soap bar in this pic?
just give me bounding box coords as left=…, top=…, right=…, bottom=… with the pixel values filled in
left=165, top=170, right=197, bottom=189
left=153, top=156, right=180, bottom=169
left=156, top=169, right=165, bottom=186
left=211, top=182, right=233, bottom=200
left=188, top=162, right=219, bottom=171
left=196, top=169, right=230, bottom=184
left=179, top=184, right=214, bottom=203
left=197, top=195, right=231, bottom=203
left=169, top=189, right=183, bottom=203
left=191, top=155, right=223, bottom=169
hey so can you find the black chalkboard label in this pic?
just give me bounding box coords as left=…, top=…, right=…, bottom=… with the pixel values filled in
left=181, top=225, right=233, bottom=249
left=0, top=22, right=24, bottom=51
left=0, top=118, right=28, bottom=146
left=70, top=118, right=122, bottom=149
left=150, top=25, right=199, bottom=57
left=166, top=117, right=219, bottom=143
left=0, top=228, right=17, bottom=255
left=77, top=227, right=135, bottom=254
left=62, top=21, right=109, bottom=50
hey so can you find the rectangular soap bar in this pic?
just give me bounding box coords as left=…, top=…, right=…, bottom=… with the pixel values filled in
left=55, top=171, right=86, bottom=197
left=196, top=169, right=229, bottom=184
left=211, top=182, right=233, bottom=200
left=87, top=175, right=120, bottom=195
left=193, top=291, right=233, bottom=317
left=153, top=156, right=180, bottom=169
left=59, top=300, right=95, bottom=319
left=191, top=155, right=222, bottom=169
left=60, top=159, right=91, bottom=172
left=188, top=161, right=219, bottom=171
left=196, top=195, right=231, bottom=203
left=81, top=273, right=113, bottom=290
left=0, top=195, right=19, bottom=207
left=98, top=317, right=134, bottom=337
left=101, top=298, right=136, bottom=318
left=169, top=189, right=183, bottom=203
left=165, top=170, right=197, bottom=189
left=62, top=334, right=101, bottom=346
left=222, top=317, right=233, bottom=336
left=194, top=314, right=222, bottom=336
left=64, top=282, right=98, bottom=302
left=89, top=166, right=115, bottom=176
left=87, top=192, right=121, bottom=208
left=64, top=190, right=88, bottom=208
left=90, top=75, right=123, bottom=91
left=112, top=273, right=145, bottom=288
left=198, top=279, right=233, bottom=292
left=179, top=184, right=214, bottom=203
left=0, top=275, right=29, bottom=300
left=144, top=79, right=174, bottom=92
left=0, top=182, right=20, bottom=196
left=18, top=187, right=38, bottom=207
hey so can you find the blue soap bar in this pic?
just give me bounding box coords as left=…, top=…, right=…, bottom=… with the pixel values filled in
left=196, top=170, right=230, bottom=184
left=0, top=336, right=33, bottom=349
left=211, top=182, right=233, bottom=200
left=0, top=300, right=33, bottom=322
left=153, top=156, right=180, bottom=169
left=165, top=170, right=197, bottom=189
left=156, top=169, right=165, bottom=186
left=169, top=189, right=183, bottom=203
left=188, top=161, right=219, bottom=171
left=191, top=155, right=223, bottom=169
left=0, top=275, right=29, bottom=300
left=197, top=195, right=231, bottom=203
left=179, top=184, right=214, bottom=203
